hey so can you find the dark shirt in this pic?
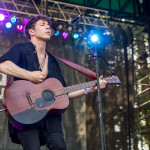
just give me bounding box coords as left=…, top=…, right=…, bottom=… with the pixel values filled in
left=0, top=42, right=66, bottom=145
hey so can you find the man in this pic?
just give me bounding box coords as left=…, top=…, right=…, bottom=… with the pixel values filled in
left=0, top=15, right=106, bottom=150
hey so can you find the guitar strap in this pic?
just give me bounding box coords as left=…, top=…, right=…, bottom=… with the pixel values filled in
left=50, top=52, right=97, bottom=80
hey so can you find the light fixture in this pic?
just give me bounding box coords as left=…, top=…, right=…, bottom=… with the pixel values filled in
left=23, top=18, right=29, bottom=24
left=68, top=26, right=72, bottom=31
left=11, top=16, right=17, bottom=23
left=5, top=22, right=12, bottom=29
left=73, top=33, right=79, bottom=39
left=0, top=14, right=5, bottom=21
left=58, top=24, right=63, bottom=30
left=91, top=34, right=98, bottom=43
left=17, top=25, right=23, bottom=31
left=54, top=31, right=60, bottom=36
left=62, top=32, right=68, bottom=39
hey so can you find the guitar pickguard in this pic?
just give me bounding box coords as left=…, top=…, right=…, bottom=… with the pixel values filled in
left=35, top=89, right=55, bottom=108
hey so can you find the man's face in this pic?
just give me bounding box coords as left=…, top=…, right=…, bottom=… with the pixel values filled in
left=30, top=19, right=51, bottom=41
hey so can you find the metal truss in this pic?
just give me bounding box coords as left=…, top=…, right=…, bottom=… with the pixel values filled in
left=134, top=33, right=150, bottom=149
left=134, top=38, right=150, bottom=99
left=0, top=0, right=108, bottom=28
left=136, top=75, right=150, bottom=96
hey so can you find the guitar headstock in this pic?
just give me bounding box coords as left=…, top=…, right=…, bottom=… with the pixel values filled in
left=104, top=76, right=121, bottom=86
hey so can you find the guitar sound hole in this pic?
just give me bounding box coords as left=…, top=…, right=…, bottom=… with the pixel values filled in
left=42, top=89, right=55, bottom=101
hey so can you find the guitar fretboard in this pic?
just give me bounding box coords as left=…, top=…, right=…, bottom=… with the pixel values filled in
left=53, top=76, right=121, bottom=97
left=53, top=80, right=97, bottom=96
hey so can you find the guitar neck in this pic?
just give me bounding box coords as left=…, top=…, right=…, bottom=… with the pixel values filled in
left=53, top=80, right=97, bottom=96
left=53, top=76, right=121, bottom=97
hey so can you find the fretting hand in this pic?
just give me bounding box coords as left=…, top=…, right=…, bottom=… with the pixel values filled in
left=87, top=75, right=107, bottom=93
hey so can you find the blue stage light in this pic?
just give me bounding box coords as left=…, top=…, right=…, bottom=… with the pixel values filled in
left=91, top=34, right=98, bottom=42
left=54, top=31, right=60, bottom=36
left=5, top=22, right=12, bottom=28
left=11, top=16, right=17, bottom=23
left=73, top=33, right=79, bottom=39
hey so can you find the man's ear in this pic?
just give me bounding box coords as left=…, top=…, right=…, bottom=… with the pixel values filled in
left=28, top=29, right=34, bottom=36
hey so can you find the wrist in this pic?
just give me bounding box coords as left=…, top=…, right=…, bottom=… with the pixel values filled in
left=84, top=88, right=88, bottom=95
left=24, top=70, right=32, bottom=81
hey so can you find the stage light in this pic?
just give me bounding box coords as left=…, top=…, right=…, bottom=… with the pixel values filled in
left=91, top=34, right=98, bottom=42
left=68, top=26, right=72, bottom=31
left=5, top=22, right=12, bottom=29
left=95, top=14, right=100, bottom=17
left=0, top=14, right=5, bottom=21
left=23, top=18, right=29, bottom=24
left=62, top=32, right=68, bottom=39
left=11, top=16, right=17, bottom=23
left=54, top=31, right=60, bottom=36
left=17, top=25, right=23, bottom=31
left=121, top=18, right=125, bottom=22
left=73, top=33, right=79, bottom=39
left=58, top=24, right=63, bottom=30
left=78, top=28, right=82, bottom=33
left=103, top=31, right=111, bottom=35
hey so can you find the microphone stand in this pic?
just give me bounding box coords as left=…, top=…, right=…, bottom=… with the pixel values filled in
left=94, top=45, right=107, bottom=150
left=75, top=18, right=115, bottom=150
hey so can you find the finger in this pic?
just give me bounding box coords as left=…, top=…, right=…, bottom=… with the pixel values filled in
left=40, top=72, right=46, bottom=79
left=32, top=81, right=38, bottom=84
left=40, top=72, right=45, bottom=76
left=36, top=79, right=44, bottom=84
left=99, top=75, right=103, bottom=80
left=40, top=74, right=45, bottom=79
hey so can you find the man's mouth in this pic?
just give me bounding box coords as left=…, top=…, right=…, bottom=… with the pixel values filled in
left=46, top=32, right=51, bottom=35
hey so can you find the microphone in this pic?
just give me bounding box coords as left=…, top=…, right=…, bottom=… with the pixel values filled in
left=68, top=15, right=82, bottom=24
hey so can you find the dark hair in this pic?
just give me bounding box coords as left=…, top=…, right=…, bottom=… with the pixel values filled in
left=24, top=14, right=51, bottom=40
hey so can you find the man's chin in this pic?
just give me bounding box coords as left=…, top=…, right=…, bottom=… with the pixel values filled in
left=42, top=37, right=51, bottom=41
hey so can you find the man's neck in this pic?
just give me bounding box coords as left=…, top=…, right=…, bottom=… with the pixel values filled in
left=30, top=39, right=46, bottom=54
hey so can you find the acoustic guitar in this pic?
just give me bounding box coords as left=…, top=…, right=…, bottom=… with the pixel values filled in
left=4, top=76, right=121, bottom=130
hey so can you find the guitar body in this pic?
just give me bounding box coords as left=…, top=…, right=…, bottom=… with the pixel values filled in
left=4, top=78, right=69, bottom=130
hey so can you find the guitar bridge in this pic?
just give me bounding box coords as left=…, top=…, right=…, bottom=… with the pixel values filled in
left=25, top=91, right=36, bottom=108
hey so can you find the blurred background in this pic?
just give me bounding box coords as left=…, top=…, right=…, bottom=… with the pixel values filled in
left=0, top=0, right=150, bottom=150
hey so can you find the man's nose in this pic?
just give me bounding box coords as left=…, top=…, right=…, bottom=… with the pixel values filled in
left=46, top=25, right=50, bottom=29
